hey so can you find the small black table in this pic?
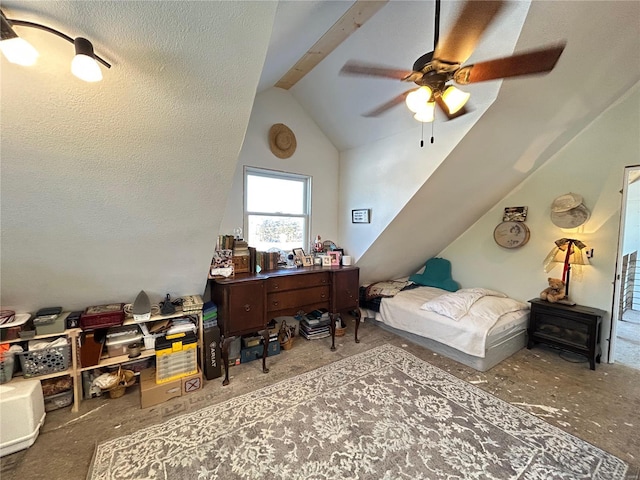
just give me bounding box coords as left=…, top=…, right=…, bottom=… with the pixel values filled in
left=527, top=298, right=606, bottom=370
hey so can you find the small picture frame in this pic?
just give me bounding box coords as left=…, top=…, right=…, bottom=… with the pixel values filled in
left=503, top=206, right=528, bottom=222
left=321, top=255, right=332, bottom=267
left=302, top=255, right=313, bottom=267
left=292, top=248, right=305, bottom=258
left=328, top=251, right=341, bottom=266
left=352, top=209, right=371, bottom=224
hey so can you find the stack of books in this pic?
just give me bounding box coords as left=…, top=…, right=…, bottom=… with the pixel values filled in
left=202, top=302, right=218, bottom=328
left=256, top=251, right=280, bottom=271
left=299, top=309, right=331, bottom=340
left=217, top=235, right=235, bottom=250
left=232, top=239, right=250, bottom=273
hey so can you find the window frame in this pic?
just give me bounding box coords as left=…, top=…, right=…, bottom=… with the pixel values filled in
left=243, top=166, right=311, bottom=251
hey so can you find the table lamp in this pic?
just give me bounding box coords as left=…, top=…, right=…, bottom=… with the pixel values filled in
left=543, top=238, right=590, bottom=304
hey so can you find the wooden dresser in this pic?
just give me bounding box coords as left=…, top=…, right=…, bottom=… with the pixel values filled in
left=210, top=266, right=360, bottom=384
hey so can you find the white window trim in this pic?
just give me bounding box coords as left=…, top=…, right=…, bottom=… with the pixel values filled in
left=243, top=166, right=312, bottom=250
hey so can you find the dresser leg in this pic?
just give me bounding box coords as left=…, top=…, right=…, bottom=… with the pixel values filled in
left=221, top=336, right=234, bottom=386
left=330, top=314, right=337, bottom=351
left=354, top=309, right=361, bottom=343
left=260, top=328, right=270, bottom=373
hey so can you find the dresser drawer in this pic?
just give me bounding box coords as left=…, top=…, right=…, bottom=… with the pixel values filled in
left=266, top=272, right=329, bottom=293
left=267, top=286, right=330, bottom=312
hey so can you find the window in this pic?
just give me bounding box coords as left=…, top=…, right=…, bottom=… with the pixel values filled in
left=244, top=167, right=311, bottom=253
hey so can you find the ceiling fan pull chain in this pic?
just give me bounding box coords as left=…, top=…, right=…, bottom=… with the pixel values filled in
left=420, top=122, right=424, bottom=147
left=431, top=122, right=435, bottom=144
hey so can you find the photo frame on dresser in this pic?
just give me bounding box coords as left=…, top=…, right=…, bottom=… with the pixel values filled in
left=302, top=255, right=313, bottom=267
left=292, top=248, right=305, bottom=258
left=328, top=250, right=341, bottom=266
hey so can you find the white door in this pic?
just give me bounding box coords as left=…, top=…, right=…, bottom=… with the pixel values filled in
left=609, top=164, right=640, bottom=364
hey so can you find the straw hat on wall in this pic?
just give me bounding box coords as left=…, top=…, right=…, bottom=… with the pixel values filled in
left=269, top=123, right=297, bottom=159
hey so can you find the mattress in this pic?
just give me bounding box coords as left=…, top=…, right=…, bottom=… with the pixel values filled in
left=364, top=286, right=529, bottom=358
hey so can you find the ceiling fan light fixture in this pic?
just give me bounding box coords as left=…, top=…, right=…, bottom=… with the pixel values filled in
left=71, top=37, right=102, bottom=82
left=413, top=101, right=435, bottom=123
left=441, top=85, right=470, bottom=115
left=1, top=13, right=39, bottom=66
left=405, top=86, right=432, bottom=113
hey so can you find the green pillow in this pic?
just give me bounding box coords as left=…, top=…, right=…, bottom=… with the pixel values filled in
left=409, top=257, right=460, bottom=292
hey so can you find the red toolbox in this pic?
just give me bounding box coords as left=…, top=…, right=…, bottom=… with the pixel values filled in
left=80, top=303, right=125, bottom=330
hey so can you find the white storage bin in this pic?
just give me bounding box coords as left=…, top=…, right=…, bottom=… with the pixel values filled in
left=0, top=379, right=46, bottom=457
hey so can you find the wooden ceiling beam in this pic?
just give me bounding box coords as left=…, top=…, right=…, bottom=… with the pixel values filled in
left=275, top=0, right=389, bottom=90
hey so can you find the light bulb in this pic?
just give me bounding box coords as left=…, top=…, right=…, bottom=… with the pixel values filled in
left=405, top=86, right=432, bottom=113
left=413, top=101, right=435, bottom=122
left=0, top=37, right=39, bottom=66
left=71, top=53, right=102, bottom=82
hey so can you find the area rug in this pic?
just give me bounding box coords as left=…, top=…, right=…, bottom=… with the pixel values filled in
left=88, top=344, right=627, bottom=479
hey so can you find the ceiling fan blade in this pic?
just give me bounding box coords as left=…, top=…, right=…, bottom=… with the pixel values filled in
left=454, top=43, right=566, bottom=84
left=434, top=0, right=505, bottom=66
left=340, top=61, right=415, bottom=81
left=363, top=89, right=416, bottom=117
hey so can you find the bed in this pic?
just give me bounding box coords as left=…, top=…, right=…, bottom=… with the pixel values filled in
left=359, top=258, right=530, bottom=372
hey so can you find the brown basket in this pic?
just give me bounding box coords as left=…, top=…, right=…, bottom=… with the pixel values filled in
left=106, top=368, right=135, bottom=399
left=280, top=337, right=294, bottom=350
left=334, top=326, right=346, bottom=337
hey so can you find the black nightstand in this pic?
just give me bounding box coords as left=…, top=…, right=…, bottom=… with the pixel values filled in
left=527, top=298, right=606, bottom=370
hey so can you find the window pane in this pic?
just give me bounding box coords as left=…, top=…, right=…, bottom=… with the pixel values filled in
left=246, top=175, right=304, bottom=214
left=247, top=215, right=305, bottom=252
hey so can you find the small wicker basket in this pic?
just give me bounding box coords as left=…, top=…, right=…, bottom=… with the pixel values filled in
left=106, top=367, right=136, bottom=399
left=280, top=337, right=294, bottom=350
left=334, top=326, right=346, bottom=337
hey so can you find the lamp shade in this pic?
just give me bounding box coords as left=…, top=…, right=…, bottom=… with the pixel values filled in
left=406, top=86, right=432, bottom=113
left=1, top=14, right=39, bottom=66
left=71, top=37, right=102, bottom=82
left=413, top=101, right=436, bottom=123
left=441, top=86, right=470, bottom=115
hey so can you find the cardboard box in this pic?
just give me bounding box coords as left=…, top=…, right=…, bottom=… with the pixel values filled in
left=140, top=368, right=181, bottom=409
left=181, top=368, right=203, bottom=395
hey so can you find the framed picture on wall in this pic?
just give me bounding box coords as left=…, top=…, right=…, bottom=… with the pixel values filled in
left=352, top=209, right=371, bottom=223
left=503, top=206, right=528, bottom=222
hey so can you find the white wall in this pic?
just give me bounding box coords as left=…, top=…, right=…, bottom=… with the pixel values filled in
left=220, top=88, right=339, bottom=252
left=440, top=83, right=640, bottom=361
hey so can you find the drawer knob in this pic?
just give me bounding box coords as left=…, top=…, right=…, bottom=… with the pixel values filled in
left=272, top=301, right=279, bottom=307
left=244, top=304, right=251, bottom=312
left=273, top=283, right=279, bottom=290
left=321, top=293, right=327, bottom=299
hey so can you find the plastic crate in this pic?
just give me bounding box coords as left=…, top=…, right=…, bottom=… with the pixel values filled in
left=0, top=353, right=15, bottom=384
left=44, top=390, right=73, bottom=412
left=17, top=343, right=71, bottom=378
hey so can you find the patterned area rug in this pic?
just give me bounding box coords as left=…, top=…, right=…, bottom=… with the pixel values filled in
left=89, top=345, right=627, bottom=479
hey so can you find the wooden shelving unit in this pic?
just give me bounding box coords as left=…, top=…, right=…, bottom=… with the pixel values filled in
left=1, top=305, right=203, bottom=413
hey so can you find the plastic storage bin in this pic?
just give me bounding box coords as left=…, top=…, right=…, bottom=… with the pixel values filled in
left=0, top=380, right=46, bottom=457
left=17, top=342, right=71, bottom=378
left=0, top=352, right=15, bottom=384
left=44, top=390, right=73, bottom=412
left=155, top=332, right=198, bottom=384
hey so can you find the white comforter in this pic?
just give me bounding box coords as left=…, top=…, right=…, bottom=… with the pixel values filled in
left=377, top=286, right=529, bottom=357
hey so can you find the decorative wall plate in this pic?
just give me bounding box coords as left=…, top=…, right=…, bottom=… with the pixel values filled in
left=550, top=204, right=590, bottom=228
left=493, top=221, right=530, bottom=249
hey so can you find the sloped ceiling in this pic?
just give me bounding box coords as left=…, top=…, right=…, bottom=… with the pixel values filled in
left=0, top=1, right=277, bottom=310
left=1, top=1, right=638, bottom=310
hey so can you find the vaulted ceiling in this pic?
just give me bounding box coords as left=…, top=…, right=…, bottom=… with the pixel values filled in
left=1, top=1, right=638, bottom=309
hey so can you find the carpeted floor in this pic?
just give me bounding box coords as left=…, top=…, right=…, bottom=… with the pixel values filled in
left=88, top=344, right=627, bottom=480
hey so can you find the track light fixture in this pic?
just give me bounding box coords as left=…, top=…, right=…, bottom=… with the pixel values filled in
left=0, top=9, right=110, bottom=82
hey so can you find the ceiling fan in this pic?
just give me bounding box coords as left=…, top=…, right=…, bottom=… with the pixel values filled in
left=340, top=0, right=566, bottom=122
